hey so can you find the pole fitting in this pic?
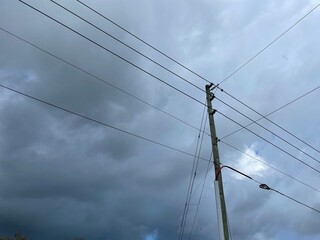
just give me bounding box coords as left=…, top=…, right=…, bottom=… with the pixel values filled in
left=206, top=83, right=214, bottom=90
left=209, top=109, right=217, bottom=115
left=209, top=92, right=215, bottom=101
left=259, top=184, right=271, bottom=190
left=206, top=83, right=218, bottom=91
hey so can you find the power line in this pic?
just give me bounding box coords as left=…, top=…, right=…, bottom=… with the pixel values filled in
left=216, top=110, right=320, bottom=175
left=74, top=0, right=320, bottom=163
left=215, top=96, right=320, bottom=165
left=18, top=1, right=320, bottom=168
left=74, top=0, right=320, bottom=157
left=213, top=0, right=320, bottom=159
left=179, top=106, right=207, bottom=240
left=18, top=0, right=205, bottom=107
left=270, top=187, right=320, bottom=214
left=220, top=85, right=320, bottom=155
left=221, top=165, right=320, bottom=215
left=185, top=109, right=207, bottom=237
left=219, top=140, right=320, bottom=194
left=66, top=0, right=320, bottom=158
left=18, top=0, right=320, bottom=175
left=75, top=0, right=212, bottom=85
left=179, top=125, right=202, bottom=240
left=258, top=183, right=320, bottom=215
left=218, top=2, right=320, bottom=85
left=1, top=23, right=214, bottom=234
left=188, top=153, right=213, bottom=240
left=191, top=155, right=213, bottom=197
left=0, top=26, right=210, bottom=137
left=225, top=91, right=320, bottom=155
left=218, top=87, right=320, bottom=155
left=8, top=0, right=320, bottom=229
left=49, top=0, right=205, bottom=93
left=0, top=83, right=213, bottom=164
left=76, top=0, right=320, bottom=92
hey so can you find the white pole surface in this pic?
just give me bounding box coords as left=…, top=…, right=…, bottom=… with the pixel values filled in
left=214, top=180, right=225, bottom=240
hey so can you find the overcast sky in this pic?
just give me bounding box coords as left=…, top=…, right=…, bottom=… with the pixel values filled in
left=1, top=0, right=320, bottom=239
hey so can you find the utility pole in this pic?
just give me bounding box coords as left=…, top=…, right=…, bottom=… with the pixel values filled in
left=205, top=84, right=230, bottom=240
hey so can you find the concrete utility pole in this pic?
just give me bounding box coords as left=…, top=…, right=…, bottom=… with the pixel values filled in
left=205, top=84, right=230, bottom=240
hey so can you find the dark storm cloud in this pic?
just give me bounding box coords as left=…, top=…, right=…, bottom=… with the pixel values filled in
left=1, top=0, right=320, bottom=240
left=0, top=93, right=188, bottom=240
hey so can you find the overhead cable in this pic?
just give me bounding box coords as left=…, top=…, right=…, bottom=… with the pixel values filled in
left=76, top=0, right=320, bottom=89
left=188, top=153, right=213, bottom=240
left=179, top=106, right=207, bottom=240
left=21, top=0, right=320, bottom=159
left=219, top=140, right=320, bottom=194
left=220, top=85, right=320, bottom=155
left=191, top=154, right=213, bottom=197
left=0, top=83, right=212, bottom=164
left=18, top=0, right=205, bottom=107
left=49, top=0, right=205, bottom=93
left=75, top=0, right=212, bottom=84
left=269, top=187, right=320, bottom=214
left=218, top=2, right=320, bottom=85
left=216, top=110, right=320, bottom=175
left=215, top=96, right=320, bottom=164
left=74, top=0, right=320, bottom=158
left=18, top=1, right=320, bottom=171
left=0, top=27, right=210, bottom=137
left=221, top=165, right=320, bottom=215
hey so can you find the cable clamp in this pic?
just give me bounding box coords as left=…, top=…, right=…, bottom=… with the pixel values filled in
left=206, top=83, right=218, bottom=91
left=209, top=92, right=215, bottom=101
left=209, top=109, right=217, bottom=115
left=259, top=184, right=271, bottom=190
left=206, top=83, right=214, bottom=89
left=209, top=83, right=217, bottom=91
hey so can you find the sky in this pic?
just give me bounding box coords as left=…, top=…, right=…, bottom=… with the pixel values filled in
left=0, top=0, right=320, bottom=239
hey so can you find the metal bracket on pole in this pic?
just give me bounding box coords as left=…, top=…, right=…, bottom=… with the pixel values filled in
left=259, top=184, right=271, bottom=190
left=209, top=92, right=215, bottom=101
left=206, top=82, right=219, bottom=92
left=209, top=109, right=217, bottom=115
left=207, top=82, right=214, bottom=89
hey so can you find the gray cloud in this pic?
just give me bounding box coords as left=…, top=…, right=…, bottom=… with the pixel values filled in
left=1, top=0, right=320, bottom=240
